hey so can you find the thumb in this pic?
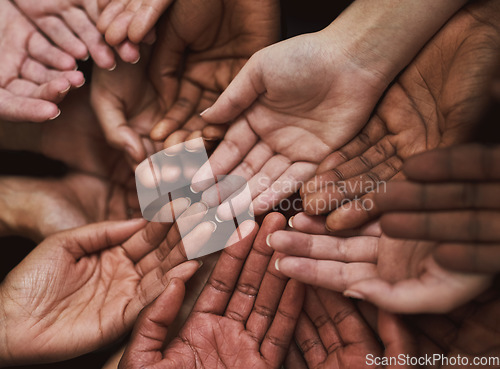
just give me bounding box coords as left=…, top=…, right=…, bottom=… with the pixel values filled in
left=62, top=219, right=147, bottom=259
left=119, top=279, right=185, bottom=368
left=201, top=53, right=266, bottom=124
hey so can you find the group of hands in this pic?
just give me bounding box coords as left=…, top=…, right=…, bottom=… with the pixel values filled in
left=1, top=0, right=500, bottom=367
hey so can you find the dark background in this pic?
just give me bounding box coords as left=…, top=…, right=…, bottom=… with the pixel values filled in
left=1, top=0, right=499, bottom=368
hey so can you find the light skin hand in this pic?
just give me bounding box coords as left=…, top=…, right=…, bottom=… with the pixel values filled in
left=376, top=144, right=500, bottom=274
left=13, top=0, right=140, bottom=67
left=0, top=218, right=202, bottom=365
left=119, top=213, right=305, bottom=369
left=267, top=227, right=492, bottom=314
left=0, top=0, right=84, bottom=122
left=192, top=0, right=467, bottom=217
left=300, top=0, right=500, bottom=232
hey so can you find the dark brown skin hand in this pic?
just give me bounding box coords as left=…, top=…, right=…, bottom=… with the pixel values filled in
left=407, top=285, right=500, bottom=368
left=148, top=0, right=280, bottom=149
left=0, top=219, right=201, bottom=365
left=292, top=287, right=418, bottom=369
left=119, top=213, right=305, bottom=369
left=300, top=0, right=500, bottom=232
left=376, top=144, right=500, bottom=275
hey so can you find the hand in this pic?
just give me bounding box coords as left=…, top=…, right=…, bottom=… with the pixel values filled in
left=13, top=0, right=140, bottom=67
left=191, top=28, right=389, bottom=217
left=147, top=0, right=280, bottom=150
left=375, top=144, right=500, bottom=275
left=119, top=213, right=305, bottom=369
left=266, top=226, right=492, bottom=313
left=0, top=218, right=203, bottom=365
left=90, top=50, right=165, bottom=167
left=300, top=0, right=500, bottom=232
left=0, top=172, right=139, bottom=242
left=0, top=0, right=84, bottom=122
left=294, top=287, right=418, bottom=369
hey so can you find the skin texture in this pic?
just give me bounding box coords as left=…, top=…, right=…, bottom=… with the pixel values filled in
left=119, top=213, right=306, bottom=369
left=289, top=288, right=417, bottom=369
left=13, top=0, right=140, bottom=67
left=0, top=0, right=84, bottom=122
left=300, top=0, right=500, bottom=232
left=0, top=219, right=203, bottom=365
left=376, top=144, right=500, bottom=275
left=267, top=223, right=492, bottom=314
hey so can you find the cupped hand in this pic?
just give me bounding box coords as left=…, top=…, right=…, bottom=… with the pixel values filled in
left=0, top=0, right=84, bottom=122
left=0, top=218, right=203, bottom=365
left=376, top=144, right=500, bottom=275
left=90, top=48, right=165, bottom=168
left=300, top=0, right=500, bottom=232
left=267, top=226, right=492, bottom=313
left=119, top=213, right=305, bottom=369
left=191, top=27, right=389, bottom=217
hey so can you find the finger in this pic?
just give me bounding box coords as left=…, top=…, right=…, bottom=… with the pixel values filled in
left=284, top=341, right=308, bottom=369
left=434, top=243, right=500, bottom=274
left=201, top=54, right=265, bottom=124
left=122, top=198, right=192, bottom=262
left=191, top=118, right=258, bottom=192
left=202, top=124, right=228, bottom=141
left=27, top=32, right=76, bottom=71
left=122, top=278, right=185, bottom=359
left=20, top=58, right=84, bottom=87
left=325, top=192, right=381, bottom=232
left=275, top=256, right=378, bottom=292
left=36, top=16, right=89, bottom=60
left=105, top=9, right=135, bottom=46
left=403, top=144, right=500, bottom=182
left=192, top=220, right=258, bottom=315
left=314, top=115, right=389, bottom=175
left=267, top=231, right=377, bottom=263
left=7, top=77, right=71, bottom=103
left=128, top=0, right=174, bottom=44
left=302, top=156, right=401, bottom=215
left=97, top=0, right=128, bottom=34
left=344, top=269, right=492, bottom=314
left=224, top=213, right=287, bottom=323
left=0, top=91, right=60, bottom=122
left=90, top=79, right=146, bottom=163
left=62, top=218, right=147, bottom=258
left=314, top=288, right=379, bottom=349
left=65, top=7, right=116, bottom=70
left=376, top=182, right=500, bottom=212
left=378, top=310, right=418, bottom=367
left=150, top=82, right=202, bottom=141
left=124, top=260, right=201, bottom=325
left=294, top=312, right=327, bottom=368
left=114, top=40, right=141, bottom=64
left=260, top=279, right=305, bottom=368
left=381, top=211, right=500, bottom=242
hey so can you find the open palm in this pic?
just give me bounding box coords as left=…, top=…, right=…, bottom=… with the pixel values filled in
left=193, top=30, right=388, bottom=216
left=300, top=0, right=500, bottom=231
left=0, top=219, right=201, bottom=365
left=120, top=213, right=305, bottom=369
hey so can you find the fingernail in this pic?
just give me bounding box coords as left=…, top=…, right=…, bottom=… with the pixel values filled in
left=82, top=53, right=90, bottom=62
left=49, top=109, right=61, bottom=120
left=208, top=221, right=217, bottom=233
left=215, top=213, right=223, bottom=223
left=203, top=136, right=220, bottom=142
left=325, top=223, right=335, bottom=233
left=200, top=107, right=211, bottom=116
left=197, top=260, right=204, bottom=268
left=288, top=216, right=294, bottom=229
left=125, top=145, right=137, bottom=161
left=266, top=234, right=272, bottom=248
left=108, top=63, right=117, bottom=71
left=131, top=55, right=140, bottom=64
left=275, top=258, right=280, bottom=271
left=190, top=185, right=200, bottom=194
left=58, top=86, right=71, bottom=95
left=344, top=290, right=365, bottom=300
left=76, top=78, right=86, bottom=88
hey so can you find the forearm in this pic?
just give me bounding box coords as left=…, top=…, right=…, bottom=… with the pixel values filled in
left=0, top=121, right=42, bottom=152
left=324, top=0, right=468, bottom=83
